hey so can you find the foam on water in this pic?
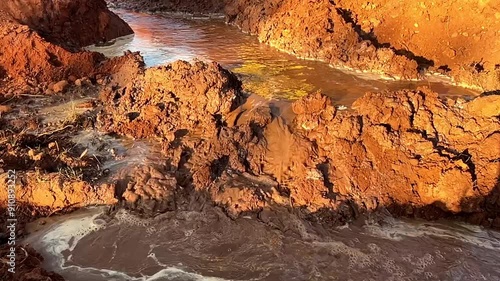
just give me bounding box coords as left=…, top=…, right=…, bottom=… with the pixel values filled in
left=24, top=206, right=500, bottom=281
left=25, top=208, right=231, bottom=281
left=363, top=218, right=500, bottom=250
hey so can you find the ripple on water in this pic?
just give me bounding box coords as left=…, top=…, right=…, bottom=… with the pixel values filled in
left=24, top=208, right=500, bottom=281
left=86, top=10, right=478, bottom=104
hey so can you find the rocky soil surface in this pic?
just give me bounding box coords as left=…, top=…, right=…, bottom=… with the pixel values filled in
left=97, top=59, right=500, bottom=226
left=0, top=1, right=139, bottom=279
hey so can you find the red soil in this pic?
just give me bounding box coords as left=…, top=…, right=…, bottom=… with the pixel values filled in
left=225, top=0, right=500, bottom=90
left=0, top=2, right=499, bottom=278
left=0, top=0, right=133, bottom=48
left=97, top=60, right=499, bottom=226
left=335, top=0, right=500, bottom=90
left=0, top=0, right=136, bottom=87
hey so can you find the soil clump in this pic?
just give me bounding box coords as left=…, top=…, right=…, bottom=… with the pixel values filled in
left=0, top=0, right=133, bottom=49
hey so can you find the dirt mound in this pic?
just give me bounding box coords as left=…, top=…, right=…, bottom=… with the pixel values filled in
left=0, top=0, right=138, bottom=88
left=0, top=0, right=133, bottom=49
left=293, top=90, right=500, bottom=216
left=0, top=245, right=64, bottom=281
left=107, top=0, right=226, bottom=14
left=98, top=60, right=244, bottom=141
left=97, top=61, right=499, bottom=225
left=0, top=22, right=143, bottom=90
left=0, top=21, right=105, bottom=84
left=335, top=0, right=500, bottom=90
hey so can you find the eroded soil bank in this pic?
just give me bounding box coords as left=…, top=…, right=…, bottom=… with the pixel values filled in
left=0, top=0, right=499, bottom=280
left=109, top=0, right=500, bottom=91
left=96, top=60, right=500, bottom=225
left=0, top=0, right=133, bottom=49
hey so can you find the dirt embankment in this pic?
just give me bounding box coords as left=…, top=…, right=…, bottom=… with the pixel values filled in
left=0, top=0, right=133, bottom=49
left=107, top=0, right=500, bottom=90
left=225, top=0, right=419, bottom=79
left=224, top=0, right=500, bottom=90
left=96, top=59, right=499, bottom=227
left=1, top=56, right=498, bottom=279
left=107, top=0, right=226, bottom=14
left=0, top=0, right=138, bottom=95
left=0, top=2, right=138, bottom=279
left=334, top=0, right=500, bottom=90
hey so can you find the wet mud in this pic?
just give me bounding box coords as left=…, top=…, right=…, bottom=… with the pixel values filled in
left=95, top=60, right=500, bottom=227
left=0, top=245, right=64, bottom=280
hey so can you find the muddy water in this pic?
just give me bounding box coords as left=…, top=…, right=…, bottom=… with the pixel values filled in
left=87, top=10, right=478, bottom=105
left=25, top=207, right=500, bottom=281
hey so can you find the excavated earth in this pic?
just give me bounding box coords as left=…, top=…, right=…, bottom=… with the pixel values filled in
left=97, top=60, right=500, bottom=225
left=0, top=0, right=499, bottom=280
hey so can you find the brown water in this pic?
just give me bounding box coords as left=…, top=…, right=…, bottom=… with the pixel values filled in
left=24, top=207, right=500, bottom=281
left=87, top=10, right=478, bottom=105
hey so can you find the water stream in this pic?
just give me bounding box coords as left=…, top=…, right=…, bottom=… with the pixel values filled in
left=23, top=10, right=500, bottom=281
left=24, top=207, right=500, bottom=281
left=88, top=10, right=478, bottom=105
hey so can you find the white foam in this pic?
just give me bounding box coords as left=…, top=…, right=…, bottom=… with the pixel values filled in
left=364, top=219, right=500, bottom=250
left=26, top=208, right=231, bottom=281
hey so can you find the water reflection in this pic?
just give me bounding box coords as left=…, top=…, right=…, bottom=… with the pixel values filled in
left=87, top=10, right=478, bottom=104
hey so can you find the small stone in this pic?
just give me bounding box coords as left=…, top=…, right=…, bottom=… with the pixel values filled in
left=74, top=79, right=83, bottom=87
left=53, top=80, right=69, bottom=93
left=123, top=190, right=140, bottom=203
left=47, top=82, right=56, bottom=91
left=0, top=105, right=11, bottom=114
left=48, top=142, right=57, bottom=149
left=68, top=75, right=77, bottom=83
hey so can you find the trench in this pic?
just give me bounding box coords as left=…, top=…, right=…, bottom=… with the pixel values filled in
left=24, top=9, right=500, bottom=281
left=88, top=10, right=477, bottom=105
